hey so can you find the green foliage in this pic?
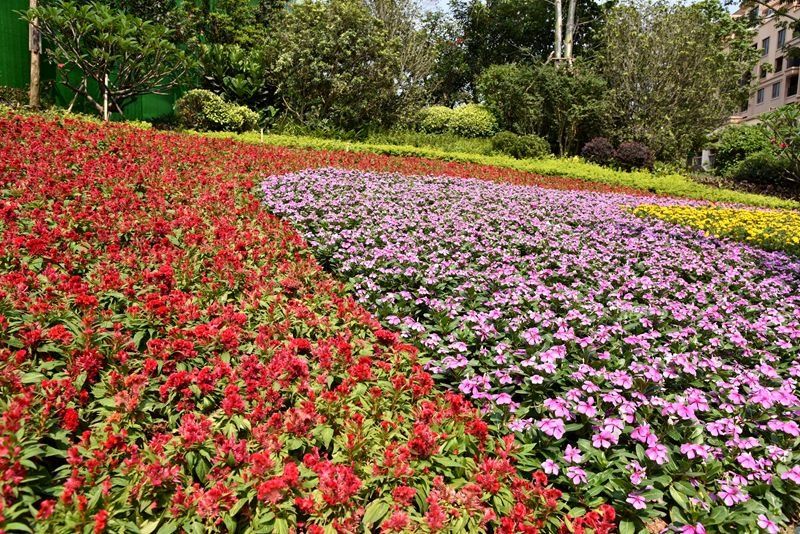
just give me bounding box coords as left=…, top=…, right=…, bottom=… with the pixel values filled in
left=725, top=151, right=790, bottom=185
left=713, top=125, right=772, bottom=176
left=477, top=64, right=542, bottom=135
left=175, top=89, right=259, bottom=133
left=416, top=104, right=497, bottom=137
left=365, top=130, right=494, bottom=155
left=760, top=104, right=800, bottom=184
left=197, top=44, right=274, bottom=109
left=448, top=104, right=498, bottom=137
left=24, top=1, right=190, bottom=118
left=211, top=130, right=800, bottom=208
left=491, top=131, right=551, bottom=159
left=270, top=0, right=402, bottom=131
left=431, top=0, right=607, bottom=103
left=0, top=87, right=27, bottom=108
left=598, top=0, right=759, bottom=161
left=417, top=106, right=456, bottom=134
left=535, top=63, right=611, bottom=156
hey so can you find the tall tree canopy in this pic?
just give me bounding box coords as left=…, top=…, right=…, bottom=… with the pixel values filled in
left=598, top=0, right=759, bottom=160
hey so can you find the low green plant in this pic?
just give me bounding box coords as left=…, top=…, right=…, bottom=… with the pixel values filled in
left=0, top=86, right=28, bottom=107
left=416, top=104, right=497, bottom=138
left=713, top=125, right=772, bottom=176
left=491, top=131, right=550, bottom=159
left=416, top=106, right=455, bottom=134
left=174, top=89, right=258, bottom=132
left=448, top=104, right=498, bottom=138
left=724, top=151, right=788, bottom=184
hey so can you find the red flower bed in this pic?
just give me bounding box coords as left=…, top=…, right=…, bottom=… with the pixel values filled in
left=0, top=114, right=615, bottom=532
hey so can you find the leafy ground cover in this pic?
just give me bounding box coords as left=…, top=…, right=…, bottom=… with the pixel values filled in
left=262, top=168, right=800, bottom=533
left=634, top=205, right=800, bottom=257
left=0, top=114, right=626, bottom=532
left=208, top=131, right=800, bottom=210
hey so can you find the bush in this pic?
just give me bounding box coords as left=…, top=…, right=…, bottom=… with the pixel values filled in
left=725, top=151, right=788, bottom=184
left=0, top=86, right=27, bottom=107
left=491, top=131, right=550, bottom=159
left=713, top=125, right=772, bottom=176
left=476, top=64, right=542, bottom=135
left=416, top=106, right=455, bottom=134
left=175, top=89, right=259, bottom=132
left=614, top=141, right=655, bottom=171
left=581, top=137, right=615, bottom=165
left=448, top=104, right=498, bottom=138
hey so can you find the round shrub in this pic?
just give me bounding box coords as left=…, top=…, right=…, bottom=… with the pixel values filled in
left=416, top=106, right=455, bottom=134
left=613, top=141, right=655, bottom=171
left=581, top=137, right=615, bottom=166
left=175, top=89, right=259, bottom=133
left=491, top=131, right=550, bottom=159
left=724, top=151, right=787, bottom=184
left=713, top=125, right=772, bottom=176
left=448, top=104, right=498, bottom=138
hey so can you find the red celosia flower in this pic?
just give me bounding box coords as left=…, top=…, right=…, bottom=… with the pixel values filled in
left=62, top=408, right=79, bottom=432
left=93, top=509, right=108, bottom=533
left=315, top=461, right=362, bottom=506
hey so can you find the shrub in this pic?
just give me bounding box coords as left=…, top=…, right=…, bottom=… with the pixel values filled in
left=581, top=137, right=615, bottom=166
left=724, top=150, right=788, bottom=184
left=416, top=106, right=455, bottom=134
left=448, top=104, right=498, bottom=138
left=713, top=125, right=772, bottom=176
left=476, top=64, right=542, bottom=135
left=760, top=104, right=800, bottom=183
left=175, top=89, right=259, bottom=132
left=0, top=86, right=27, bottom=107
left=491, top=131, right=550, bottom=159
left=614, top=140, right=655, bottom=171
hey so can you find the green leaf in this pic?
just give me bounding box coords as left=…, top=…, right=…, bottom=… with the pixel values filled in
left=619, top=520, right=636, bottom=534
left=362, top=499, right=390, bottom=526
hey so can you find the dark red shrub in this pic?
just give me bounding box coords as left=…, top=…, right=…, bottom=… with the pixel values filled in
left=614, top=140, right=655, bottom=171
left=580, top=137, right=615, bottom=166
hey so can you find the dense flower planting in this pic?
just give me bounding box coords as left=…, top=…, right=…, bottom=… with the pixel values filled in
left=634, top=205, right=800, bottom=257
left=0, top=114, right=623, bottom=532
left=262, top=168, right=800, bottom=533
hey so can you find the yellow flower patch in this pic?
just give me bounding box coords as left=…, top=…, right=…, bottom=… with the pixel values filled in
left=633, top=205, right=800, bottom=256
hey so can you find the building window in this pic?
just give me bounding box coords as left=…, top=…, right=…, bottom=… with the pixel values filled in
left=762, top=37, right=770, bottom=56
left=788, top=75, right=799, bottom=96
left=772, top=81, right=782, bottom=98
left=778, top=28, right=786, bottom=48
left=757, top=87, right=765, bottom=103
left=776, top=56, right=784, bottom=72
left=760, top=65, right=767, bottom=78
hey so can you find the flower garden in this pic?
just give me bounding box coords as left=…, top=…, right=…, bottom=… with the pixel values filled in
left=0, top=113, right=799, bottom=533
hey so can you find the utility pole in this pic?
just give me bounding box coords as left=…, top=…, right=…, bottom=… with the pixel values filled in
left=564, top=0, right=576, bottom=65
left=29, top=0, right=41, bottom=109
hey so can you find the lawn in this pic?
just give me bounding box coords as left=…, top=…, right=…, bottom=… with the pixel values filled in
left=1, top=113, right=799, bottom=533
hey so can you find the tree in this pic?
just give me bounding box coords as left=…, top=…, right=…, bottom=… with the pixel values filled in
left=477, top=62, right=609, bottom=154
left=24, top=1, right=190, bottom=120
left=270, top=0, right=402, bottom=130
left=598, top=0, right=759, bottom=161
left=364, top=0, right=440, bottom=115
left=431, top=0, right=606, bottom=104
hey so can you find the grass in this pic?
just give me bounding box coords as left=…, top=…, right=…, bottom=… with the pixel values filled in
left=205, top=130, right=800, bottom=210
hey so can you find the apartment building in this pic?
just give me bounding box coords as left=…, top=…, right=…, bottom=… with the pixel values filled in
left=731, top=1, right=800, bottom=123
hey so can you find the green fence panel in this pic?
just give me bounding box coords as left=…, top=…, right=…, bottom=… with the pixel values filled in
left=0, top=0, right=30, bottom=90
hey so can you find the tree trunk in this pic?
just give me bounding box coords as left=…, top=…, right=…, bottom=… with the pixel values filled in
left=554, top=0, right=563, bottom=61
left=28, top=0, right=40, bottom=109
left=565, top=0, right=577, bottom=63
